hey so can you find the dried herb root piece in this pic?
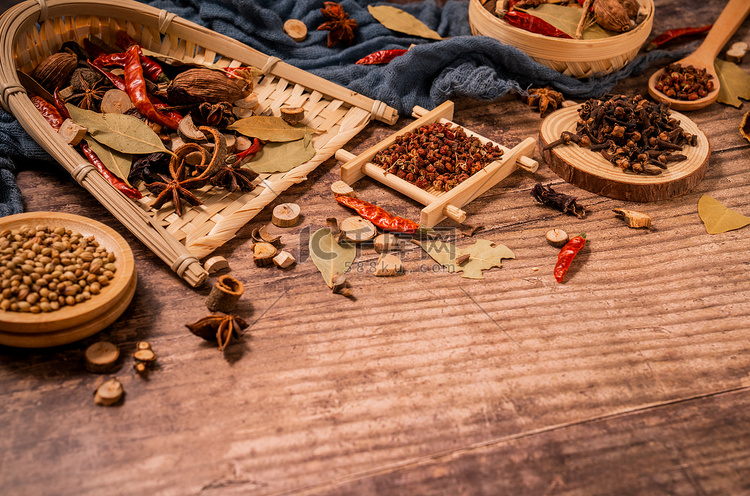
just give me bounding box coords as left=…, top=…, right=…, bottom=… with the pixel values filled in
left=94, top=378, right=124, bottom=406
left=531, top=183, right=587, bottom=218
left=85, top=341, right=120, bottom=374
left=206, top=275, right=245, bottom=313
left=613, top=208, right=651, bottom=229
left=133, top=342, right=157, bottom=374
left=272, top=203, right=301, bottom=227
left=546, top=228, right=569, bottom=247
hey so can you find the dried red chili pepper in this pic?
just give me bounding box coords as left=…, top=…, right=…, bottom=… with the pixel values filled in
left=34, top=91, right=142, bottom=200
left=355, top=49, right=408, bottom=65
left=646, top=25, right=712, bottom=51
left=232, top=138, right=262, bottom=163
left=554, top=233, right=586, bottom=283
left=114, top=31, right=169, bottom=83
left=504, top=11, right=573, bottom=39
left=30, top=95, right=65, bottom=130
left=123, top=46, right=180, bottom=130
left=335, top=195, right=420, bottom=234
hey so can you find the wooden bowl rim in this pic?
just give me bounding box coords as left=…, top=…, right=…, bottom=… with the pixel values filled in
left=468, top=0, right=654, bottom=59
left=0, top=212, right=136, bottom=333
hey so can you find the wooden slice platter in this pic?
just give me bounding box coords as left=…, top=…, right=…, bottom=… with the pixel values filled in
left=539, top=105, right=711, bottom=202
left=0, top=212, right=136, bottom=347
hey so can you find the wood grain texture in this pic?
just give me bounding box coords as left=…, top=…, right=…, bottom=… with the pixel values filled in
left=1, top=0, right=750, bottom=494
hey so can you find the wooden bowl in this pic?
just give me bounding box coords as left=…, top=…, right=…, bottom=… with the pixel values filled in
left=468, top=0, right=654, bottom=78
left=0, top=212, right=136, bottom=347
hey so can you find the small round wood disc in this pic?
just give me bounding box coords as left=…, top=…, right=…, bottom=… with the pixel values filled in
left=85, top=341, right=120, bottom=373
left=341, top=217, right=377, bottom=243
left=283, top=19, right=307, bottom=42
left=539, top=105, right=711, bottom=202
left=272, top=203, right=301, bottom=227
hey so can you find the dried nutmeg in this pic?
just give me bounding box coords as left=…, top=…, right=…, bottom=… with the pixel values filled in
left=167, top=68, right=248, bottom=105
left=31, top=51, right=77, bottom=91
left=594, top=0, right=632, bottom=32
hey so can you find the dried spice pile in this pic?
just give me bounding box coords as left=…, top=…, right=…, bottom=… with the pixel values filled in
left=372, top=122, right=505, bottom=192
left=546, top=94, right=698, bottom=175
left=654, top=63, right=715, bottom=101
left=0, top=225, right=116, bottom=313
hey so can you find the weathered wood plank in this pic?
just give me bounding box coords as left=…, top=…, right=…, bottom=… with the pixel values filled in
left=1, top=0, right=750, bottom=494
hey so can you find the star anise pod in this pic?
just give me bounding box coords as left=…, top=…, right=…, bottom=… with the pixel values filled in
left=317, top=2, right=358, bottom=47
left=68, top=67, right=112, bottom=111
left=522, top=87, right=565, bottom=117
left=145, top=162, right=206, bottom=216
left=191, top=102, right=235, bottom=129
left=210, top=160, right=259, bottom=193
left=186, top=314, right=249, bottom=351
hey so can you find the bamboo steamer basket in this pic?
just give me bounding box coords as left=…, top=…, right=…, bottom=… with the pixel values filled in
left=468, top=0, right=655, bottom=78
left=0, top=0, right=398, bottom=288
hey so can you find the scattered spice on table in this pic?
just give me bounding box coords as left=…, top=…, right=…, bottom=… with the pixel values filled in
left=186, top=313, right=249, bottom=351
left=554, top=233, right=586, bottom=283
left=356, top=49, right=408, bottom=65
left=522, top=87, right=564, bottom=116
left=317, top=2, right=358, bottom=47
left=646, top=25, right=712, bottom=51
left=335, top=195, right=420, bottom=234
left=531, top=183, right=588, bottom=218
left=371, top=122, right=504, bottom=192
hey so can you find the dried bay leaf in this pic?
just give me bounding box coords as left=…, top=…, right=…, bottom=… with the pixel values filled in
left=517, top=5, right=612, bottom=39
left=416, top=238, right=515, bottom=279
left=227, top=116, right=313, bottom=142
left=309, top=228, right=357, bottom=288
left=246, top=133, right=315, bottom=173
left=84, top=138, right=134, bottom=186
left=715, top=58, right=750, bottom=108
left=698, top=195, right=750, bottom=234
left=367, top=5, right=443, bottom=40
left=66, top=104, right=167, bottom=155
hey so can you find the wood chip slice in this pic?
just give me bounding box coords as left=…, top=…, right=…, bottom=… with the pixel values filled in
left=273, top=250, right=296, bottom=269
left=546, top=229, right=569, bottom=248
left=280, top=106, right=305, bottom=125
left=253, top=242, right=278, bottom=266
left=94, top=378, right=123, bottom=406
left=373, top=233, right=400, bottom=253
left=101, top=88, right=134, bottom=114
left=331, top=180, right=355, bottom=197
left=84, top=341, right=120, bottom=373
left=284, top=19, right=308, bottom=41
left=341, top=216, right=377, bottom=243
left=203, top=256, right=230, bottom=274
left=272, top=203, right=301, bottom=227
left=374, top=253, right=403, bottom=276
left=58, top=119, right=87, bottom=146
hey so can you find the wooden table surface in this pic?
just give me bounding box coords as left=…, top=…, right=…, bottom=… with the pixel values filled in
left=2, top=0, right=750, bottom=494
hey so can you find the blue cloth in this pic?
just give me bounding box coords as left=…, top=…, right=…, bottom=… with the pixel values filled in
left=0, top=0, right=686, bottom=216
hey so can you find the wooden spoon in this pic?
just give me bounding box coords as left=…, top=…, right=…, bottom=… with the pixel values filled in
left=648, top=0, right=750, bottom=111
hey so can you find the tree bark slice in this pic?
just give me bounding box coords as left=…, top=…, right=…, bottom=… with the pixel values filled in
left=205, top=275, right=245, bottom=312
left=539, top=106, right=711, bottom=202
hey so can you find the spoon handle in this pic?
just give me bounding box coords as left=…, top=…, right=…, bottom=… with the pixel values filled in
left=693, top=0, right=750, bottom=62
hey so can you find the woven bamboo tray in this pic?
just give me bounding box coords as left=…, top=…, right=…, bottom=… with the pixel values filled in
left=0, top=0, right=398, bottom=287
left=468, top=0, right=654, bottom=78
left=335, top=100, right=538, bottom=227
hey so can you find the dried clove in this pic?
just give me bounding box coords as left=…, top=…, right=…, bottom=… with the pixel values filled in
left=546, top=95, right=698, bottom=175
left=531, top=183, right=587, bottom=219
